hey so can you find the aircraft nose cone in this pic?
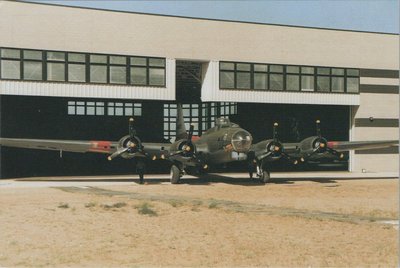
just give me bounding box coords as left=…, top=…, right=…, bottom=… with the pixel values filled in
left=231, top=130, right=252, bottom=152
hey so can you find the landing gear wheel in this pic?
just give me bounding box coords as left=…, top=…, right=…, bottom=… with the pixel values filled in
left=170, top=165, right=181, bottom=184
left=260, top=170, right=271, bottom=183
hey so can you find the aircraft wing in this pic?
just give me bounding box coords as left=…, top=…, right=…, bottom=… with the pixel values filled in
left=0, top=138, right=119, bottom=154
left=327, top=140, right=398, bottom=152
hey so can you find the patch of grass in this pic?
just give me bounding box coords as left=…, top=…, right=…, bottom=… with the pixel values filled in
left=101, top=202, right=127, bottom=209
left=168, top=199, right=184, bottom=207
left=57, top=203, right=69, bottom=209
left=84, top=202, right=97, bottom=208
left=135, top=202, right=158, bottom=216
left=208, top=201, right=218, bottom=209
left=191, top=200, right=203, bottom=206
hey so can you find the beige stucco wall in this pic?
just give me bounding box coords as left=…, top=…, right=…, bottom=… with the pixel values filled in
left=0, top=1, right=398, bottom=69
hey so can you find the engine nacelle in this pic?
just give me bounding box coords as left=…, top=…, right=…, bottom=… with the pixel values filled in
left=117, top=135, right=143, bottom=159
left=253, top=139, right=284, bottom=161
left=299, top=136, right=328, bottom=155
left=170, top=139, right=196, bottom=158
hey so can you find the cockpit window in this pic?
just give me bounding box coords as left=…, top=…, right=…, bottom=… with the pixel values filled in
left=215, top=117, right=230, bottom=128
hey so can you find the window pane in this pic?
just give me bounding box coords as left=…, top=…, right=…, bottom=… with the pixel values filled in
left=301, top=67, right=314, bottom=74
left=220, top=71, right=234, bottom=88
left=347, top=77, right=359, bottom=93
left=332, top=77, right=345, bottom=92
left=286, top=75, right=299, bottom=91
left=254, top=64, right=268, bottom=72
left=131, top=57, right=147, bottom=66
left=316, top=76, right=330, bottom=92
left=236, top=72, right=250, bottom=89
left=110, top=66, right=126, bottom=84
left=270, top=65, right=283, bottom=73
left=287, top=66, right=300, bottom=73
left=131, top=67, right=147, bottom=85
left=1, top=60, right=20, bottom=79
left=87, top=106, right=95, bottom=115
left=47, top=51, right=65, bottom=61
left=108, top=107, right=114, bottom=116
left=332, top=68, right=344, bottom=75
left=68, top=64, right=86, bottom=82
left=96, top=106, right=104, bottom=115
left=47, top=62, right=65, bottom=81
left=220, top=62, right=234, bottom=70
left=115, top=107, right=123, bottom=116
left=24, top=50, right=42, bottom=60
left=125, top=107, right=133, bottom=116
left=110, top=56, right=126, bottom=65
left=68, top=106, right=75, bottom=115
left=1, top=48, right=20, bottom=59
left=134, top=107, right=142, bottom=116
left=254, top=73, right=268, bottom=90
left=270, top=74, right=283, bottom=90
left=149, top=58, right=165, bottom=67
left=76, top=106, right=85, bottom=115
left=90, top=65, right=107, bottom=83
left=68, top=53, right=85, bottom=62
left=90, top=55, right=107, bottom=64
left=236, top=63, right=250, bottom=71
left=301, top=75, right=314, bottom=91
left=347, top=69, right=359, bottom=76
left=317, top=67, right=330, bottom=75
left=23, top=61, right=42, bottom=80
left=149, top=68, right=165, bottom=86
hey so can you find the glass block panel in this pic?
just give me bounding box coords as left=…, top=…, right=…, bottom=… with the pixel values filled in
left=220, top=71, right=234, bottom=88
left=347, top=77, right=359, bottom=93
left=270, top=65, right=283, bottom=73
left=90, top=65, right=107, bottom=83
left=347, top=69, right=359, bottom=76
left=90, top=55, right=107, bottom=64
left=332, top=68, right=344, bottom=75
left=1, top=60, right=20, bottom=79
left=317, top=67, right=330, bottom=75
left=47, top=62, right=65, bottom=81
left=236, top=72, right=250, bottom=89
left=149, top=68, right=165, bottom=86
left=236, top=63, right=250, bottom=71
left=130, top=67, right=147, bottom=85
left=301, top=66, right=314, bottom=74
left=149, top=58, right=165, bottom=67
left=110, top=66, right=127, bottom=84
left=130, top=57, right=147, bottom=66
left=110, top=56, right=126, bottom=65
left=24, top=50, right=42, bottom=60
left=47, top=51, right=65, bottom=61
left=1, top=48, right=20, bottom=59
left=254, top=73, right=268, bottom=90
left=286, top=75, right=299, bottom=91
left=68, top=53, right=85, bottom=62
left=23, top=61, right=42, bottom=80
left=270, top=74, right=283, bottom=90
left=332, top=77, right=345, bottom=92
left=286, top=66, right=300, bottom=73
left=220, top=62, right=234, bottom=70
left=254, top=64, right=268, bottom=72
left=316, top=76, right=330, bottom=92
left=68, top=64, right=85, bottom=82
left=301, top=75, right=314, bottom=91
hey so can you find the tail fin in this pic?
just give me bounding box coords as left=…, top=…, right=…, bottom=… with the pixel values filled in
left=176, top=103, right=188, bottom=140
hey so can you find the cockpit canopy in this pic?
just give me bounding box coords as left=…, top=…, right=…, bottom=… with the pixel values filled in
left=215, top=117, right=239, bottom=128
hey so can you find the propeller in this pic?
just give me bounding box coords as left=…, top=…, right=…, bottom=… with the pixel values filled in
left=170, top=124, right=196, bottom=157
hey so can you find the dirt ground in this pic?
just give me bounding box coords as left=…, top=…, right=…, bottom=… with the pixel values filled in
left=0, top=176, right=398, bottom=267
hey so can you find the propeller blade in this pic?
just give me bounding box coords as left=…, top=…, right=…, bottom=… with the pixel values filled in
left=188, top=125, right=194, bottom=142
left=316, top=119, right=321, bottom=138
left=273, top=122, right=278, bottom=142
left=107, top=147, right=129, bottom=161
left=129, top=118, right=136, bottom=140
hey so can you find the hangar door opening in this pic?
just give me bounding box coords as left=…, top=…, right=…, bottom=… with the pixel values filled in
left=175, top=60, right=203, bottom=103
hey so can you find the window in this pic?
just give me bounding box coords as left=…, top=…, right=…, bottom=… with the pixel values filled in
left=149, top=58, right=165, bottom=86
left=68, top=100, right=141, bottom=116
left=130, top=57, right=166, bottom=87
left=286, top=66, right=300, bottom=91
left=331, top=68, right=345, bottom=93
left=346, top=69, right=359, bottom=93
left=90, top=55, right=107, bottom=83
left=23, top=50, right=43, bottom=80
left=236, top=63, right=251, bottom=89
left=68, top=53, right=86, bottom=83
left=130, top=57, right=147, bottom=85
left=301, top=67, right=314, bottom=91
left=109, top=56, right=126, bottom=84
left=253, top=64, right=268, bottom=90
left=270, top=65, right=283, bottom=90
left=0, top=48, right=21, bottom=79
left=47, top=51, right=66, bottom=81
left=316, top=67, right=330, bottom=92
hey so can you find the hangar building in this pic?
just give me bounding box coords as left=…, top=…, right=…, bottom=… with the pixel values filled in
left=0, top=0, right=398, bottom=178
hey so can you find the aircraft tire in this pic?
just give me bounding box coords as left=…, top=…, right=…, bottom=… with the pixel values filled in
left=261, top=170, right=271, bottom=183
left=170, top=165, right=181, bottom=184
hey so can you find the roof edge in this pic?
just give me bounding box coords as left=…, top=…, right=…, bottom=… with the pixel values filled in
left=12, top=0, right=400, bottom=36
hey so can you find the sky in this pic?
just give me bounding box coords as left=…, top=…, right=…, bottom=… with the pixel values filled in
left=28, top=0, right=399, bottom=34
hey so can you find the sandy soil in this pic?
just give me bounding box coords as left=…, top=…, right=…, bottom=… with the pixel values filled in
left=0, top=177, right=398, bottom=267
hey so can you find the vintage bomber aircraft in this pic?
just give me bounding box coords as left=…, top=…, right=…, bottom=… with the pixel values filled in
left=0, top=106, right=398, bottom=183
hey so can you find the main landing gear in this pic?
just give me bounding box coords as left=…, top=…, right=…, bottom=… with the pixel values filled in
left=255, top=162, right=271, bottom=184
left=170, top=164, right=184, bottom=184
